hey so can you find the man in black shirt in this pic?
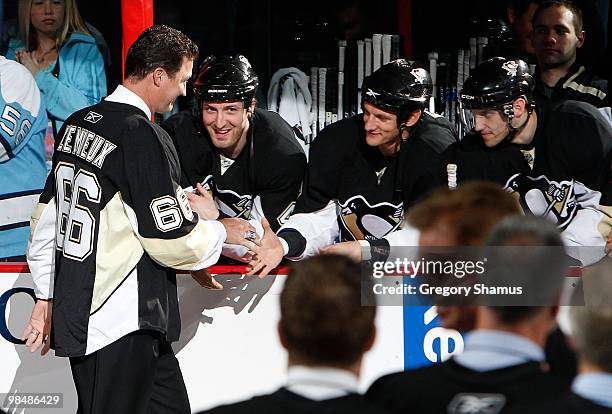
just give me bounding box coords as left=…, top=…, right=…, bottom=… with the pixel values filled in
left=366, top=216, right=569, bottom=414
left=163, top=55, right=306, bottom=264
left=248, top=60, right=456, bottom=274
left=21, top=26, right=260, bottom=414
left=198, top=255, right=390, bottom=414
left=531, top=0, right=608, bottom=108
left=521, top=261, right=612, bottom=413
left=457, top=56, right=612, bottom=265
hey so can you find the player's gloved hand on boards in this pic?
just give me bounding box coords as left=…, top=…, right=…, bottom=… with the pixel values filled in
left=21, top=299, right=52, bottom=355
left=320, top=241, right=362, bottom=263
left=191, top=268, right=223, bottom=290
left=246, top=218, right=284, bottom=278
left=187, top=183, right=220, bottom=220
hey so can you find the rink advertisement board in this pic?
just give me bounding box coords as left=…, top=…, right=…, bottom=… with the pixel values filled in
left=2, top=264, right=439, bottom=412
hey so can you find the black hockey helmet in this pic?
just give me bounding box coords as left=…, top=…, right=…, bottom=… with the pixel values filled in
left=459, top=57, right=533, bottom=110
left=361, top=59, right=431, bottom=129
left=459, top=57, right=535, bottom=138
left=193, top=55, right=259, bottom=108
left=467, top=18, right=516, bottom=60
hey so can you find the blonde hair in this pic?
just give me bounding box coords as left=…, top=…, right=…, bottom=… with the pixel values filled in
left=18, top=0, right=91, bottom=51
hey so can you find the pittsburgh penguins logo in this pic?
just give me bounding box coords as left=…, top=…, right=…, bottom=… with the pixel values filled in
left=199, top=175, right=253, bottom=219
left=505, top=173, right=578, bottom=230
left=215, top=187, right=253, bottom=219
left=337, top=195, right=403, bottom=241
left=501, top=60, right=518, bottom=77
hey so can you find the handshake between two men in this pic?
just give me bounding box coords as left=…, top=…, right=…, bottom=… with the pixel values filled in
left=186, top=183, right=286, bottom=289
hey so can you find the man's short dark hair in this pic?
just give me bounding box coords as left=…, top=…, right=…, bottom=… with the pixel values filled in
left=124, top=25, right=198, bottom=80
left=532, top=0, right=583, bottom=33
left=280, top=255, right=375, bottom=366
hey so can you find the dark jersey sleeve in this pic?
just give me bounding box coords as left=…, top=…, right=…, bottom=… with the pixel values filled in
left=450, top=133, right=531, bottom=185
left=400, top=113, right=458, bottom=207
left=162, top=110, right=214, bottom=188
left=544, top=102, right=612, bottom=196
left=400, top=138, right=448, bottom=207
left=257, top=151, right=306, bottom=231
left=119, top=116, right=224, bottom=267
left=293, top=118, right=358, bottom=213
left=250, top=110, right=307, bottom=232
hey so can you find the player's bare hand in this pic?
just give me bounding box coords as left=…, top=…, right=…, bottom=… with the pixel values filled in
left=320, top=241, right=362, bottom=262
left=606, top=230, right=612, bottom=257
left=246, top=218, right=284, bottom=277
left=220, top=217, right=261, bottom=248
left=187, top=183, right=219, bottom=220
left=21, top=299, right=52, bottom=355
left=191, top=268, right=223, bottom=290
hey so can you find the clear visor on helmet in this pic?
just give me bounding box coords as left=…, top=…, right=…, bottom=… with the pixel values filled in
left=458, top=101, right=508, bottom=133
left=458, top=100, right=476, bottom=132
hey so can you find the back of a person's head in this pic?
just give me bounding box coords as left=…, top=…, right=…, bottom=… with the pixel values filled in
left=124, top=25, right=198, bottom=81
left=569, top=261, right=612, bottom=373
left=408, top=181, right=521, bottom=246
left=482, top=215, right=566, bottom=324
left=280, top=255, right=376, bottom=366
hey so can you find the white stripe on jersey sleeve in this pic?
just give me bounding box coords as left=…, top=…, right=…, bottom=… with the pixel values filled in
left=279, top=200, right=339, bottom=260
left=27, top=199, right=57, bottom=299
left=0, top=57, right=42, bottom=117
left=123, top=200, right=226, bottom=271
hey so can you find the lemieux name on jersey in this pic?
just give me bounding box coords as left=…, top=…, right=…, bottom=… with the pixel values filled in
left=56, top=124, right=117, bottom=168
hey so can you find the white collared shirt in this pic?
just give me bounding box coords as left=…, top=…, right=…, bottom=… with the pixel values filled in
left=454, top=330, right=545, bottom=372
left=285, top=365, right=359, bottom=401
left=105, top=85, right=152, bottom=119
left=572, top=372, right=612, bottom=408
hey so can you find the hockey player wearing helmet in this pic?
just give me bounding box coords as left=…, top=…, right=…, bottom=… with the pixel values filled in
left=458, top=56, right=611, bottom=196
left=163, top=55, right=306, bottom=270
left=248, top=59, right=457, bottom=274
left=457, top=56, right=612, bottom=264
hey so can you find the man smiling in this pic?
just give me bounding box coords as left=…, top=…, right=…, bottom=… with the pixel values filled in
left=248, top=60, right=456, bottom=275
left=163, top=55, right=306, bottom=264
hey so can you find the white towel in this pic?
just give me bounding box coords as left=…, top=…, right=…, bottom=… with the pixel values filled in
left=267, top=67, right=313, bottom=139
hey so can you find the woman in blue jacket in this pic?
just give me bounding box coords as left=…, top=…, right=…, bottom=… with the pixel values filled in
left=7, top=0, right=107, bottom=135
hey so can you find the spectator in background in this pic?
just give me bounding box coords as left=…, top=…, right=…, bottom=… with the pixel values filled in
left=198, top=255, right=389, bottom=414
left=506, top=0, right=541, bottom=61
left=7, top=0, right=106, bottom=140
left=531, top=0, right=608, bottom=108
left=0, top=56, right=47, bottom=261
left=366, top=216, right=570, bottom=414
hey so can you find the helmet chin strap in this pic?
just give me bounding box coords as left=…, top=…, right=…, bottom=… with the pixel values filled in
left=502, top=101, right=533, bottom=142
left=399, top=123, right=410, bottom=143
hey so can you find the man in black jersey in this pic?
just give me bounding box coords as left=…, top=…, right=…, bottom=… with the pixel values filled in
left=21, top=26, right=261, bottom=414
left=198, top=255, right=390, bottom=414
left=248, top=60, right=457, bottom=275
left=366, top=216, right=569, bottom=414
left=457, top=56, right=612, bottom=265
left=163, top=54, right=306, bottom=264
